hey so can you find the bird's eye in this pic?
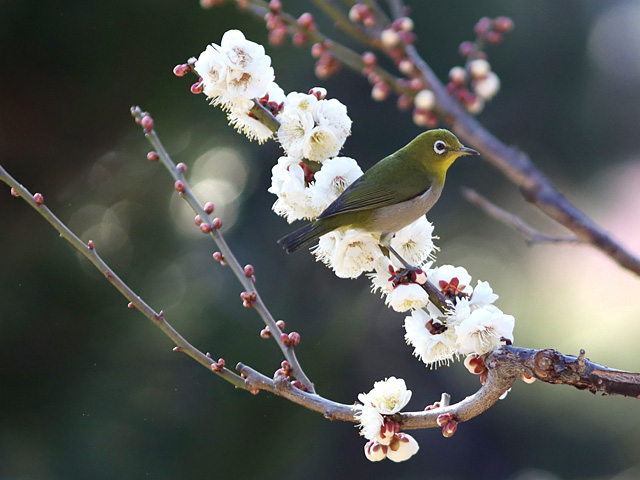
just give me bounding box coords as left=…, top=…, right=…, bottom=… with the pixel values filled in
left=433, top=140, right=447, bottom=155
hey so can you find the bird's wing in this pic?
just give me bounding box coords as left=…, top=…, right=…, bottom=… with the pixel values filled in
left=317, top=174, right=428, bottom=219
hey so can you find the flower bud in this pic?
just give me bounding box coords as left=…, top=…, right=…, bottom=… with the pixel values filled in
left=308, top=87, right=327, bottom=100
left=87, top=240, right=95, bottom=250
left=458, top=41, right=474, bottom=57
left=244, top=264, right=254, bottom=276
left=474, top=71, right=500, bottom=100
left=398, top=59, right=415, bottom=75
left=141, top=115, right=154, bottom=131
left=147, top=151, right=159, bottom=161
left=414, top=89, right=435, bottom=111
left=33, top=193, right=44, bottom=205
left=280, top=333, right=291, bottom=346
left=364, top=440, right=387, bottom=462
left=381, top=29, right=400, bottom=48
left=474, top=17, right=492, bottom=36
left=200, top=223, right=212, bottom=233
left=396, top=17, right=414, bottom=32
left=291, top=380, right=308, bottom=391
left=176, top=162, right=187, bottom=173
left=436, top=413, right=454, bottom=427
left=212, top=217, right=222, bottom=229
left=386, top=433, right=419, bottom=462
left=260, top=327, right=271, bottom=338
left=442, top=420, right=458, bottom=438
left=449, top=66, right=467, bottom=85
left=204, top=202, right=215, bottom=214
left=469, top=59, right=491, bottom=78
left=371, top=82, right=391, bottom=101
left=194, top=215, right=203, bottom=226
left=10, top=188, right=20, bottom=197
left=362, top=51, right=377, bottom=67
left=173, top=346, right=182, bottom=353
left=276, top=320, right=286, bottom=330
left=493, top=16, right=514, bottom=33
left=464, top=353, right=486, bottom=374
left=297, top=12, right=315, bottom=29
left=127, top=302, right=135, bottom=309
left=174, top=181, right=185, bottom=193
left=173, top=64, right=191, bottom=77
left=311, top=42, right=326, bottom=58
left=289, top=331, right=301, bottom=346
left=190, top=82, right=204, bottom=94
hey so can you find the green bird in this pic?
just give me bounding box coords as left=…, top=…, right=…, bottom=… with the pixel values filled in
left=278, top=129, right=477, bottom=265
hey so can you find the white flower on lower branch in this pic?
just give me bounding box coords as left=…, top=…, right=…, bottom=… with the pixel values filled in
left=355, top=377, right=419, bottom=463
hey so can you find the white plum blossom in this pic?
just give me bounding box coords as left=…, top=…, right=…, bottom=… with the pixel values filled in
left=404, top=308, right=458, bottom=367
left=268, top=156, right=315, bottom=222
left=313, top=229, right=381, bottom=279
left=427, top=264, right=474, bottom=300
left=194, top=30, right=274, bottom=109
left=329, top=230, right=382, bottom=278
left=386, top=433, right=420, bottom=463
left=389, top=216, right=436, bottom=268
left=227, top=82, right=285, bottom=143
left=358, top=377, right=412, bottom=416
left=308, top=156, right=363, bottom=216
left=354, top=404, right=385, bottom=440
left=278, top=92, right=352, bottom=162
left=368, top=257, right=395, bottom=297
left=386, top=283, right=430, bottom=312
left=469, top=280, right=499, bottom=307
left=454, top=304, right=515, bottom=355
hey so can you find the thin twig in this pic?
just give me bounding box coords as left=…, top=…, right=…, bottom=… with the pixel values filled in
left=461, top=187, right=580, bottom=246
left=0, top=165, right=246, bottom=390
left=131, top=106, right=316, bottom=394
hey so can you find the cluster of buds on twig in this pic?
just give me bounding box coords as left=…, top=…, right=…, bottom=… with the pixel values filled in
left=260, top=320, right=301, bottom=347
left=436, top=413, right=458, bottom=438
left=240, top=291, right=257, bottom=308
left=447, top=16, right=514, bottom=114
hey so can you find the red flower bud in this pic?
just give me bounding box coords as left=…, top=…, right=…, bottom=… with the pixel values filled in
left=147, top=151, right=159, bottom=161
left=204, top=202, right=215, bottom=214
left=141, top=115, right=154, bottom=131
left=33, top=193, right=44, bottom=205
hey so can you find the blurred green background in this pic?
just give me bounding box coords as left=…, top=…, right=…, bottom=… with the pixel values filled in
left=2, top=1, right=640, bottom=479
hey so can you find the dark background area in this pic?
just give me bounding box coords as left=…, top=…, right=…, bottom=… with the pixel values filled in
left=2, top=1, right=640, bottom=479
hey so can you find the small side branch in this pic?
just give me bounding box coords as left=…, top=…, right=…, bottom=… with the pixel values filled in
left=131, top=106, right=315, bottom=393
left=461, top=187, right=579, bottom=246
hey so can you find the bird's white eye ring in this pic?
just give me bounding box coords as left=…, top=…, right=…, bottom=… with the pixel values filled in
left=434, top=140, right=447, bottom=155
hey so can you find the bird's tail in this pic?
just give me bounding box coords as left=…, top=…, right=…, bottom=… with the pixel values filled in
left=278, top=221, right=333, bottom=253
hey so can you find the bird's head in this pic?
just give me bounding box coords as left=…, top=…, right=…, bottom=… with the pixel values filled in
left=406, top=129, right=478, bottom=178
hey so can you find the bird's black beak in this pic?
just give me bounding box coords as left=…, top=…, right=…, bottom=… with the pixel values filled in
left=456, top=146, right=479, bottom=156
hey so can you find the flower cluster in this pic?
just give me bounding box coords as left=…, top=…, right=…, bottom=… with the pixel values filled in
left=404, top=266, right=515, bottom=367
left=354, top=377, right=419, bottom=463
